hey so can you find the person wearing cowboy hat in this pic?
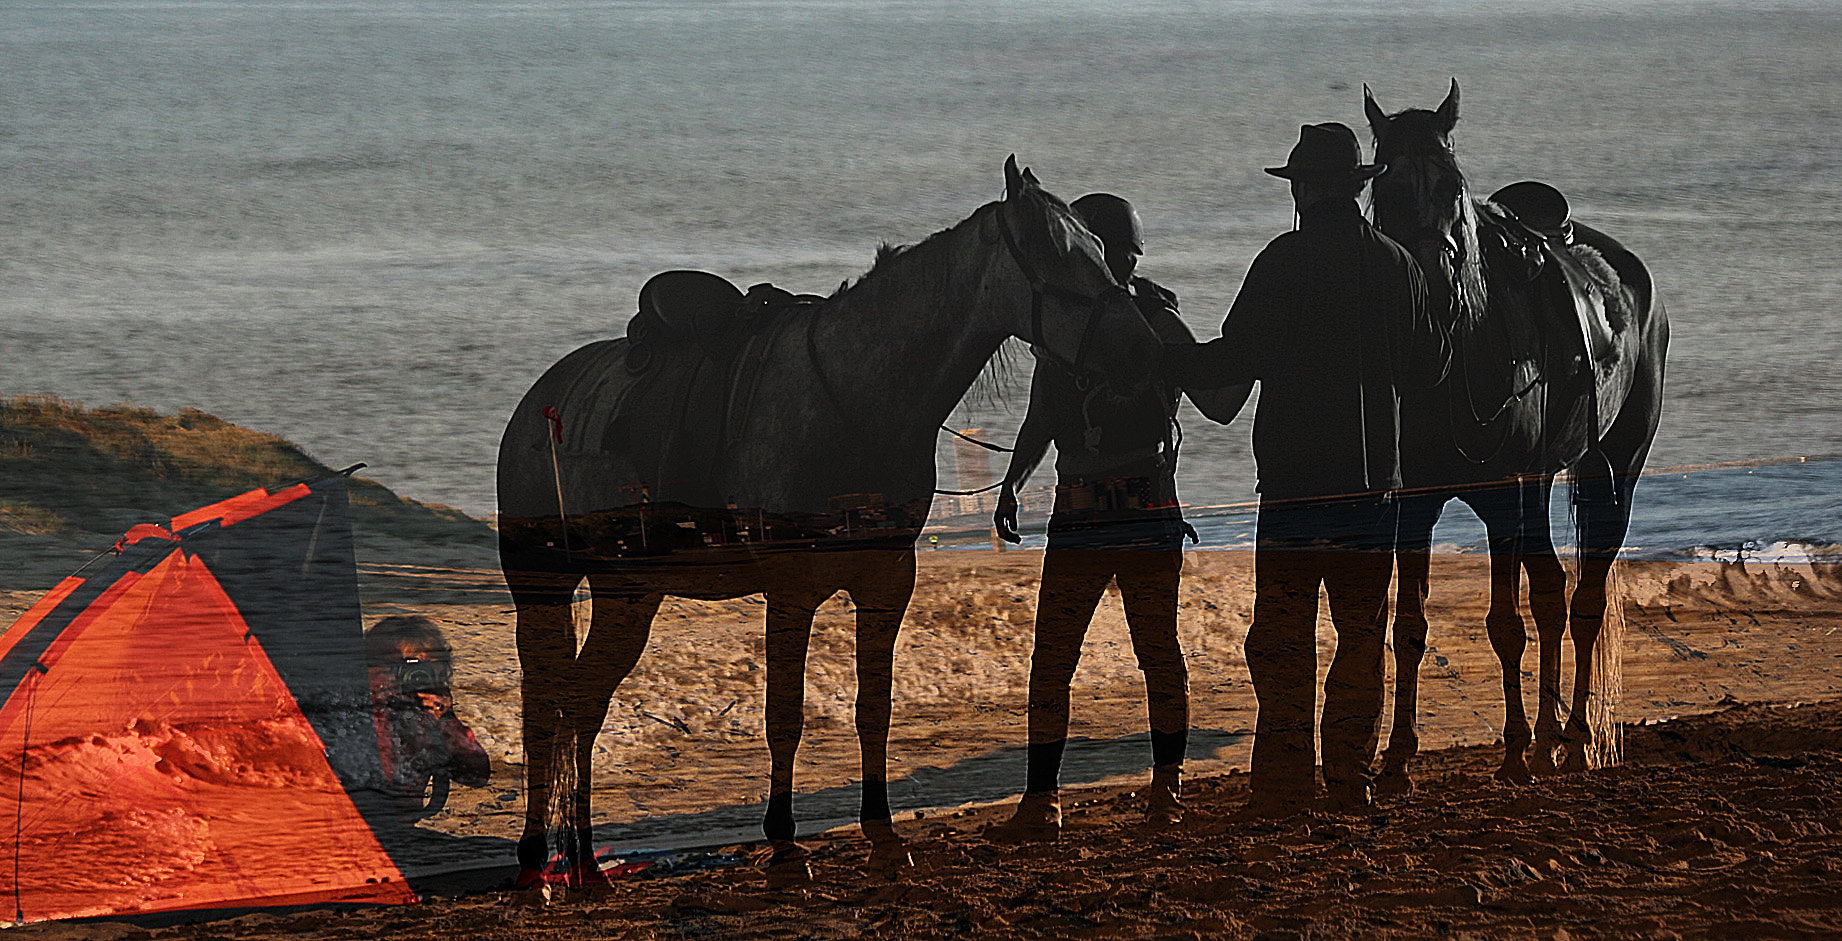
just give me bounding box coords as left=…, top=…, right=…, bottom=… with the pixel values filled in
left=986, top=193, right=1250, bottom=841
left=1167, top=122, right=1452, bottom=815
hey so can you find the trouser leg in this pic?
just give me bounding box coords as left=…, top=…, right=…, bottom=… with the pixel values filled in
left=1319, top=498, right=1396, bottom=799
left=1116, top=548, right=1188, bottom=768
left=1025, top=549, right=1111, bottom=794
left=1248, top=513, right=1324, bottom=803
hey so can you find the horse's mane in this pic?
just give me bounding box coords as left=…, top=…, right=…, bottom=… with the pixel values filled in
left=1452, top=194, right=1489, bottom=327
left=825, top=198, right=1035, bottom=406
left=827, top=242, right=911, bottom=297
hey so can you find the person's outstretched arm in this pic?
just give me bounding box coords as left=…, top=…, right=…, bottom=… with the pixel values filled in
left=994, top=364, right=1058, bottom=544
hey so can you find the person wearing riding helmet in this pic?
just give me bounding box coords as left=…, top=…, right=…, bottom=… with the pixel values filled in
left=1167, top=123, right=1450, bottom=815
left=988, top=193, right=1250, bottom=840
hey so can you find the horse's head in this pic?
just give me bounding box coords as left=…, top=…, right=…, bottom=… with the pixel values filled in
left=995, top=156, right=1160, bottom=392
left=1365, top=80, right=1481, bottom=318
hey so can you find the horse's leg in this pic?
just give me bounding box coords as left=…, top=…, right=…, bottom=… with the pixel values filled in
left=1520, top=474, right=1571, bottom=775
left=1468, top=486, right=1533, bottom=785
left=1378, top=493, right=1444, bottom=796
left=1562, top=471, right=1637, bottom=772
left=561, top=581, right=660, bottom=891
left=762, top=582, right=825, bottom=871
left=506, top=564, right=581, bottom=891
left=846, top=549, right=916, bottom=869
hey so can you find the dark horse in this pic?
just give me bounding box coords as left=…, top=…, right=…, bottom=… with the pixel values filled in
left=496, top=158, right=1158, bottom=890
left=1365, top=82, right=1668, bottom=789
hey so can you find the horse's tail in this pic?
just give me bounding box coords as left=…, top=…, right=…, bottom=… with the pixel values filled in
left=1586, top=558, right=1625, bottom=768
left=541, top=713, right=584, bottom=875
left=1567, top=460, right=1630, bottom=771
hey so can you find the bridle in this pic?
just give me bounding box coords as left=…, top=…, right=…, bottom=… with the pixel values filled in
left=994, top=200, right=1131, bottom=379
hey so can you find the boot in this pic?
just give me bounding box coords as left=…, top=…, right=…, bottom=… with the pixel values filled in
left=984, top=790, right=1062, bottom=842
left=1144, top=764, right=1183, bottom=827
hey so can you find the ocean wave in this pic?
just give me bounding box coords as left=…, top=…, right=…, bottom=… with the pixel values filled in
left=1683, top=540, right=1842, bottom=566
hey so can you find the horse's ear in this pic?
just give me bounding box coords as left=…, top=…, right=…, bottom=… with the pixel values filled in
left=1436, top=78, right=1460, bottom=133
left=1022, top=166, right=1040, bottom=188
left=1363, top=83, right=1388, bottom=135
left=1005, top=155, right=1024, bottom=199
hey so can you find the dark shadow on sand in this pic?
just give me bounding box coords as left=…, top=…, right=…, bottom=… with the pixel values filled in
left=582, top=726, right=1250, bottom=852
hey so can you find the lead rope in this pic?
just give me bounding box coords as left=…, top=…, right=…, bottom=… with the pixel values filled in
left=940, top=425, right=1013, bottom=454
left=935, top=425, right=1015, bottom=496
left=13, top=662, right=46, bottom=925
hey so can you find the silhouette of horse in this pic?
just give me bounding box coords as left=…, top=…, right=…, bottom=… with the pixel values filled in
left=496, top=158, right=1159, bottom=889
left=1364, top=81, right=1668, bottom=789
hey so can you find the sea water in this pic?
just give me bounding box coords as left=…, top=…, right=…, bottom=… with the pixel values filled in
left=4, top=0, right=1840, bottom=559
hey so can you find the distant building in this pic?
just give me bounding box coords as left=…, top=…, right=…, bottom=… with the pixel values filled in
left=951, top=428, right=997, bottom=517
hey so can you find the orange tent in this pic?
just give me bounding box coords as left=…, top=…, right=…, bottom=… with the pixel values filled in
left=0, top=475, right=418, bottom=923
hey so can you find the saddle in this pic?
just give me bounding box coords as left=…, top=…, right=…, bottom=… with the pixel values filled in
left=615, top=271, right=821, bottom=520
left=625, top=270, right=821, bottom=370
left=1484, top=182, right=1622, bottom=367
left=1481, top=182, right=1640, bottom=443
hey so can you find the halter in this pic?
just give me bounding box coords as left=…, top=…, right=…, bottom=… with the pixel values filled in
left=995, top=202, right=1130, bottom=379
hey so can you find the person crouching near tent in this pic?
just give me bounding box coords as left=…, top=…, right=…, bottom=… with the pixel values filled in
left=366, top=616, right=492, bottom=816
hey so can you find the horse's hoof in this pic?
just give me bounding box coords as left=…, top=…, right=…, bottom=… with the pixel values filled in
left=1529, top=744, right=1561, bottom=776
left=764, top=842, right=814, bottom=888
left=766, top=859, right=814, bottom=889
left=1559, top=745, right=1590, bottom=774
left=1143, top=776, right=1184, bottom=829
left=1374, top=769, right=1415, bottom=797
left=569, top=871, right=618, bottom=901
left=1493, top=761, right=1533, bottom=786
left=1325, top=782, right=1373, bottom=815
left=513, top=882, right=555, bottom=908
left=512, top=868, right=557, bottom=907
left=867, top=840, right=914, bottom=873
left=1143, top=803, right=1185, bottom=830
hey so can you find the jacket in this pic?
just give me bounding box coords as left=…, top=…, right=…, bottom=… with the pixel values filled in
left=1169, top=200, right=1448, bottom=499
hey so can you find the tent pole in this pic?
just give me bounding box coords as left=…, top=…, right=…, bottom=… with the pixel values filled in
left=13, top=663, right=46, bottom=926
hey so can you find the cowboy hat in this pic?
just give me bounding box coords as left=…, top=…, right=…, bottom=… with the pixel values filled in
left=1265, top=123, right=1387, bottom=182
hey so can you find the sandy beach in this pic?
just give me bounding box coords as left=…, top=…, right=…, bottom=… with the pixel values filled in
left=377, top=549, right=1842, bottom=844
left=8, top=547, right=1841, bottom=939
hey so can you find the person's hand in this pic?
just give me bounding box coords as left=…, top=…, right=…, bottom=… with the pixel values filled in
left=994, top=483, right=1022, bottom=544
left=415, top=691, right=455, bottom=718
